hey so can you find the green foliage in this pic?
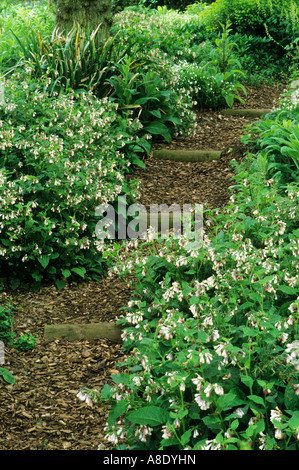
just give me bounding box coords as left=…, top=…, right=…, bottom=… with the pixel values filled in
left=9, top=23, right=196, bottom=142
left=83, top=162, right=299, bottom=449
left=0, top=300, right=36, bottom=354
left=106, top=55, right=186, bottom=141
left=242, top=107, right=299, bottom=186
left=79, top=97, right=299, bottom=450
left=174, top=23, right=247, bottom=108
left=0, top=367, right=15, bottom=384
left=231, top=33, right=289, bottom=83
left=0, top=303, right=14, bottom=344
left=199, top=0, right=298, bottom=37
left=11, top=26, right=135, bottom=97
left=0, top=74, right=145, bottom=289
left=111, top=0, right=211, bottom=13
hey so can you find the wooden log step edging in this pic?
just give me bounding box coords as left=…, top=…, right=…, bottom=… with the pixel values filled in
left=220, top=108, right=272, bottom=118
left=44, top=322, right=123, bottom=343
left=152, top=149, right=221, bottom=162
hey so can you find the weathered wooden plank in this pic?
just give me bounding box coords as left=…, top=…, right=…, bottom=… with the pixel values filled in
left=152, top=149, right=221, bottom=162
left=44, top=322, right=123, bottom=343
left=220, top=108, right=272, bottom=117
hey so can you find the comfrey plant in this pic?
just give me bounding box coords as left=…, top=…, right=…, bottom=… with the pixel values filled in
left=0, top=73, right=146, bottom=289
left=78, top=145, right=299, bottom=449
left=173, top=23, right=246, bottom=108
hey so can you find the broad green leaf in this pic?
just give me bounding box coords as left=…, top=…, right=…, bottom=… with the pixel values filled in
left=144, top=122, right=171, bottom=142
left=111, top=372, right=130, bottom=386
left=181, top=429, right=192, bottom=446
left=126, top=406, right=169, bottom=427
left=217, top=390, right=247, bottom=411
left=101, top=383, right=113, bottom=400
left=240, top=374, right=254, bottom=390
left=287, top=412, right=299, bottom=431
left=55, top=278, right=65, bottom=290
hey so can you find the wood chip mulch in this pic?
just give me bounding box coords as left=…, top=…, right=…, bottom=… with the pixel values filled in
left=0, top=82, right=285, bottom=450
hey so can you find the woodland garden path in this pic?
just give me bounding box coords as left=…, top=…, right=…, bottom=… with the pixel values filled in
left=0, top=81, right=286, bottom=450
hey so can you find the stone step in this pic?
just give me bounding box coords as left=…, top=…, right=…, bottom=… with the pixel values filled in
left=220, top=108, right=272, bottom=118
left=152, top=149, right=221, bottom=162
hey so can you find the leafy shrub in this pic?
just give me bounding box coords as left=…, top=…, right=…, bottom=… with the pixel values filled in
left=106, top=55, right=193, bottom=141
left=0, top=74, right=146, bottom=289
left=80, top=158, right=299, bottom=450
left=112, top=0, right=212, bottom=13
left=0, top=302, right=14, bottom=344
left=173, top=23, right=246, bottom=108
left=12, top=26, right=135, bottom=97
left=112, top=7, right=203, bottom=60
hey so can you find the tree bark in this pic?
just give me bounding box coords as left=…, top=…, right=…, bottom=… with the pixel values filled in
left=55, top=0, right=112, bottom=42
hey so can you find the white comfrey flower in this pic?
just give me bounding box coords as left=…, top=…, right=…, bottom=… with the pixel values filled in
left=175, top=255, right=188, bottom=266
left=135, top=425, right=153, bottom=442
left=189, top=303, right=198, bottom=317
left=213, top=383, right=224, bottom=396
left=275, top=429, right=284, bottom=440
left=194, top=393, right=211, bottom=410
left=204, top=384, right=212, bottom=397
left=77, top=390, right=93, bottom=407
left=192, top=374, right=204, bottom=391
left=285, top=340, right=299, bottom=370
left=234, top=408, right=245, bottom=418
left=161, top=425, right=173, bottom=440
left=132, top=375, right=142, bottom=386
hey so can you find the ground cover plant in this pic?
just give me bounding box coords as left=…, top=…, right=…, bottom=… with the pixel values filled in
left=79, top=92, right=299, bottom=450
left=0, top=73, right=148, bottom=290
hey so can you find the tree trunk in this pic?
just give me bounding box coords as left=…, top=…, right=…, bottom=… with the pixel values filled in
left=55, top=0, right=112, bottom=42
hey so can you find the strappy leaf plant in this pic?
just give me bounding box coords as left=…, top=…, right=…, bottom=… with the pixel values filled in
left=11, top=25, right=138, bottom=97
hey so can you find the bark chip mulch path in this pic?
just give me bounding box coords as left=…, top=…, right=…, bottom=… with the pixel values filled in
left=0, top=82, right=284, bottom=450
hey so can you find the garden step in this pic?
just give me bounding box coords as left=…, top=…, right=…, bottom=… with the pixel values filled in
left=152, top=149, right=221, bottom=162
left=220, top=108, right=272, bottom=118
left=44, top=322, right=122, bottom=343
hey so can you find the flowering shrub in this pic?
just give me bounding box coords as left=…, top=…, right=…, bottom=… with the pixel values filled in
left=0, top=1, right=55, bottom=70
left=78, top=110, right=299, bottom=450
left=173, top=23, right=246, bottom=108
left=0, top=74, right=145, bottom=289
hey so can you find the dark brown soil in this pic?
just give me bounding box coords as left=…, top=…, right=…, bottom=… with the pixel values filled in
left=0, top=82, right=284, bottom=450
